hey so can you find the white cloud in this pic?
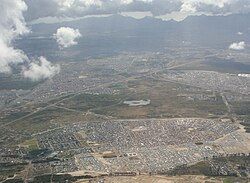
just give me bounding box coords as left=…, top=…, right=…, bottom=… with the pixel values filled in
left=0, top=0, right=60, bottom=81
left=180, top=0, right=250, bottom=15
left=0, top=0, right=29, bottom=73
left=23, top=57, right=60, bottom=81
left=24, top=0, right=250, bottom=20
left=53, top=27, right=82, bottom=48
left=181, top=1, right=197, bottom=13
left=229, top=41, right=246, bottom=50
left=156, top=11, right=206, bottom=22
left=56, top=0, right=103, bottom=9
left=180, top=0, right=238, bottom=13
left=0, top=40, right=28, bottom=73
left=81, top=0, right=103, bottom=7
left=120, top=11, right=153, bottom=19
left=56, top=0, right=75, bottom=9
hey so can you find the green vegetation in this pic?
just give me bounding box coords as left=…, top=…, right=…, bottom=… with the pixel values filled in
left=0, top=74, right=41, bottom=90
left=174, top=58, right=250, bottom=74
left=109, top=83, right=127, bottom=89
left=2, top=76, right=231, bottom=137
left=94, top=78, right=227, bottom=119
left=20, top=138, right=39, bottom=151
left=2, top=178, right=24, bottom=183
left=31, top=174, right=93, bottom=183
left=231, top=101, right=250, bottom=115
left=168, top=155, right=250, bottom=180
left=232, top=102, right=250, bottom=133
left=0, top=165, right=26, bottom=182
left=9, top=106, right=79, bottom=133
left=223, top=177, right=250, bottom=183
left=0, top=111, right=30, bottom=125
left=240, top=116, right=250, bottom=133
left=59, top=93, right=124, bottom=111
left=28, top=149, right=50, bottom=158
left=168, top=162, right=212, bottom=176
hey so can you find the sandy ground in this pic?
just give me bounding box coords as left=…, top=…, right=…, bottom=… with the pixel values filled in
left=76, top=175, right=223, bottom=183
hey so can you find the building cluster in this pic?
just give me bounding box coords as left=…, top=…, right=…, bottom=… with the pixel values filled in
left=164, top=70, right=249, bottom=95
left=32, top=118, right=239, bottom=174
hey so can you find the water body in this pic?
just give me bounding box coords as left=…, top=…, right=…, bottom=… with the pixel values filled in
left=123, top=100, right=150, bottom=106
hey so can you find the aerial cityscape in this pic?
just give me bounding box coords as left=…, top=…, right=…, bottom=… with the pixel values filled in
left=0, top=0, right=250, bottom=183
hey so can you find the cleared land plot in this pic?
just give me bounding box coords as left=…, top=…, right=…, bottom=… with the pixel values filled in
left=93, top=78, right=227, bottom=119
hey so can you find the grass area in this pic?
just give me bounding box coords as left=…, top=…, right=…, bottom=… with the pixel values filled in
left=9, top=109, right=105, bottom=137
left=168, top=155, right=250, bottom=180
left=3, top=93, right=127, bottom=135
left=0, top=111, right=30, bottom=125
left=28, top=149, right=50, bottom=158
left=174, top=58, right=250, bottom=74
left=223, top=177, right=250, bottom=183
left=4, top=77, right=229, bottom=136
left=0, top=165, right=26, bottom=182
left=0, top=73, right=41, bottom=90
left=8, top=106, right=98, bottom=134
left=94, top=78, right=227, bottom=119
left=58, top=93, right=125, bottom=111
left=20, top=138, right=39, bottom=150
left=221, top=156, right=250, bottom=163
left=240, top=116, right=250, bottom=133
left=231, top=101, right=250, bottom=116
left=0, top=94, right=75, bottom=126
left=31, top=174, right=92, bottom=183
left=109, top=83, right=127, bottom=90
left=231, top=102, right=250, bottom=133
left=168, top=161, right=212, bottom=176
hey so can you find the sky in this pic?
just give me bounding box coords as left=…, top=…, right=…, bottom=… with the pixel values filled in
left=0, top=0, right=249, bottom=80
left=23, top=0, right=250, bottom=22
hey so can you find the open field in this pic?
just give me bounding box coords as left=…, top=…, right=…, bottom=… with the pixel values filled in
left=82, top=175, right=249, bottom=183
left=94, top=78, right=227, bottom=119
left=0, top=51, right=249, bottom=182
